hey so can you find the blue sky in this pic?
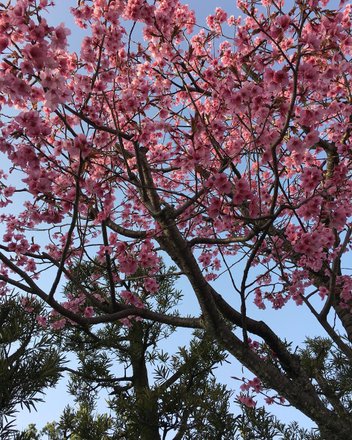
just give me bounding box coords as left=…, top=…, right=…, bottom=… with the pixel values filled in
left=10, top=0, right=342, bottom=434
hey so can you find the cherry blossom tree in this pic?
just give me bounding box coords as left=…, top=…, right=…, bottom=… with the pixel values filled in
left=52, top=264, right=238, bottom=440
left=0, top=0, right=351, bottom=437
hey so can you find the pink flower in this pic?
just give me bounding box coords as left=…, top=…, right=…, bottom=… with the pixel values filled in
left=0, top=37, right=9, bottom=53
left=304, top=130, right=320, bottom=147
left=287, top=137, right=304, bottom=153
left=144, top=277, right=159, bottom=293
left=300, top=167, right=322, bottom=192
left=213, top=173, right=232, bottom=194
left=275, top=15, right=291, bottom=30
left=51, top=319, right=66, bottom=330
left=207, top=197, right=222, bottom=219
left=84, top=306, right=94, bottom=318
left=23, top=43, right=49, bottom=70
left=21, top=297, right=34, bottom=312
left=233, top=179, right=252, bottom=205
left=318, top=286, right=329, bottom=299
left=36, top=315, right=47, bottom=328
left=238, top=394, right=256, bottom=408
left=120, top=317, right=133, bottom=327
left=254, top=289, right=266, bottom=309
left=199, top=252, right=212, bottom=267
left=274, top=69, right=289, bottom=86
left=52, top=23, right=71, bottom=50
left=120, top=290, right=144, bottom=308
left=119, top=257, right=138, bottom=275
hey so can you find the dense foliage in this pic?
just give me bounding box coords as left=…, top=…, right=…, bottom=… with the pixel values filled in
left=0, top=296, right=63, bottom=437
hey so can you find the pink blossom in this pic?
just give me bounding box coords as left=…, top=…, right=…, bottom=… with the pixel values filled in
left=199, top=252, right=212, bottom=267
left=287, top=137, right=304, bottom=153
left=265, top=396, right=275, bottom=405
left=233, top=179, right=252, bottom=205
left=23, top=43, right=49, bottom=70
left=0, top=0, right=351, bottom=422
left=120, top=317, right=133, bottom=327
left=84, top=306, right=94, bottom=318
left=208, top=197, right=222, bottom=218
left=212, top=173, right=232, bottom=194
left=318, top=286, right=329, bottom=299
left=275, top=15, right=291, bottom=30
left=144, top=277, right=159, bottom=293
left=254, top=288, right=266, bottom=309
left=3, top=186, right=15, bottom=197
left=238, top=394, right=256, bottom=408
left=120, top=290, right=144, bottom=308
left=52, top=23, right=71, bottom=50
left=300, top=167, right=322, bottom=192
left=36, top=315, right=47, bottom=327
left=119, top=257, right=138, bottom=275
left=51, top=319, right=66, bottom=330
left=0, top=37, right=9, bottom=52
left=21, top=297, right=34, bottom=312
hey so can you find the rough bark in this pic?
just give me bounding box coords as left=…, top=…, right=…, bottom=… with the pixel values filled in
left=129, top=324, right=161, bottom=440
left=154, top=206, right=352, bottom=438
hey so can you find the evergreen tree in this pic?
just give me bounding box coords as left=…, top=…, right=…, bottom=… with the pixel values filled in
left=17, top=265, right=324, bottom=439
left=0, top=295, right=63, bottom=439
left=44, top=265, right=239, bottom=439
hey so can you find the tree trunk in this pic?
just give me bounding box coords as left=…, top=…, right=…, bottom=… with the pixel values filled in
left=154, top=211, right=352, bottom=438
left=129, top=323, right=161, bottom=440
left=335, top=304, right=352, bottom=342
